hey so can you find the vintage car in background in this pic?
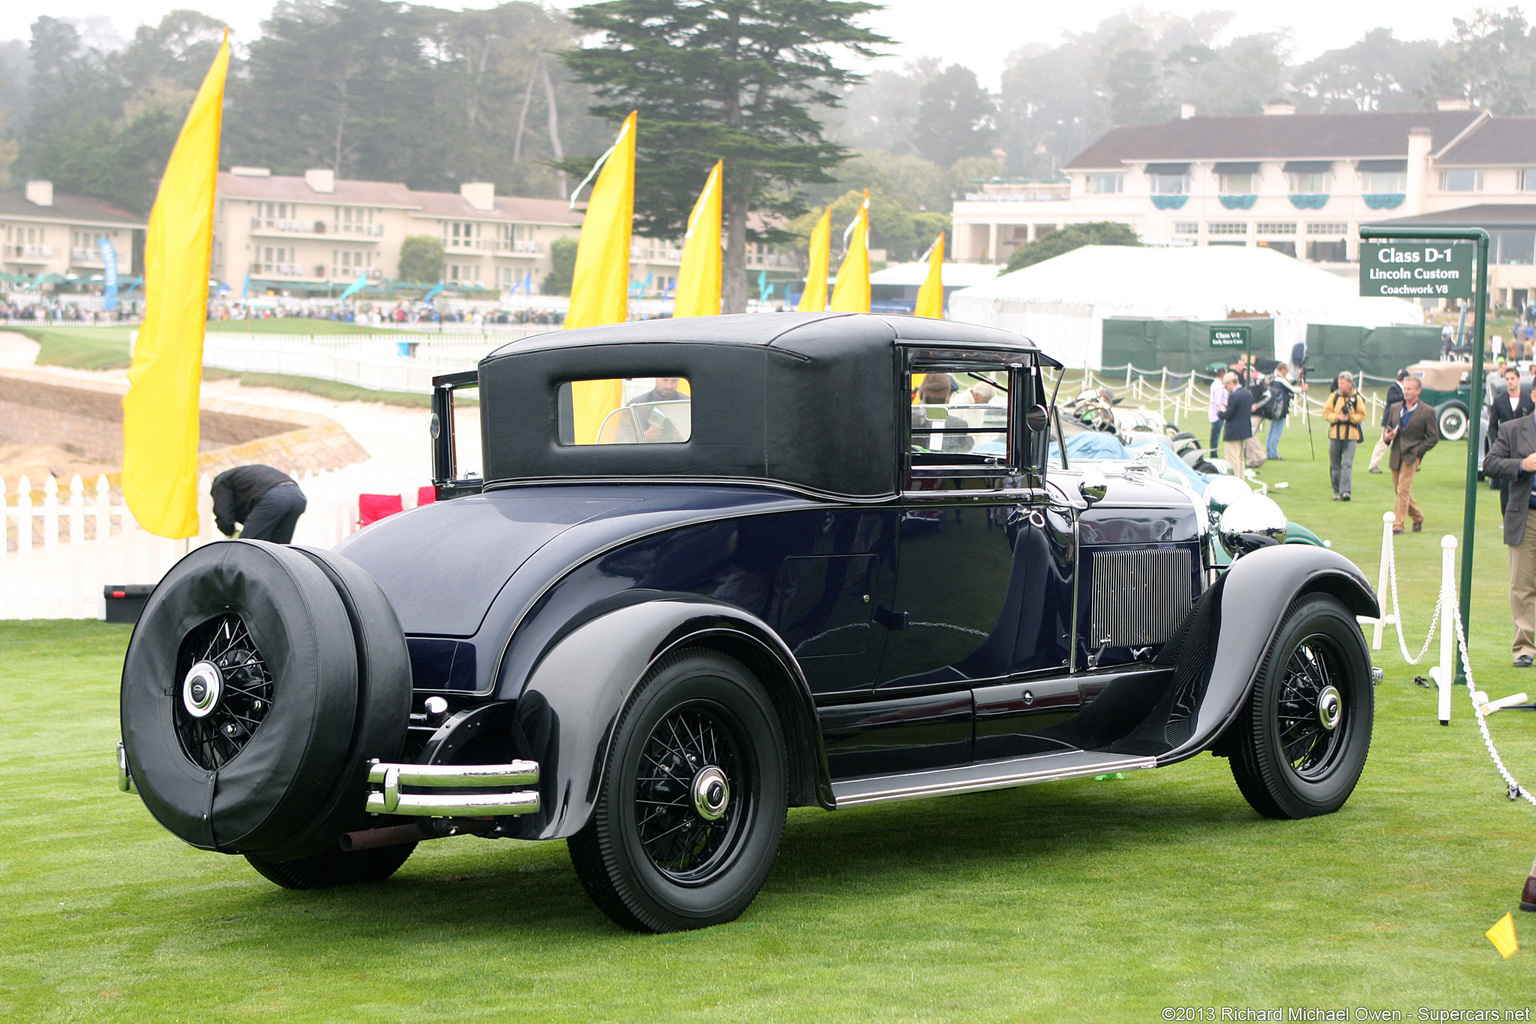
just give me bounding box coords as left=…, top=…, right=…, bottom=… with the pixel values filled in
left=118, top=313, right=1379, bottom=933
left=1062, top=387, right=1174, bottom=444
left=1406, top=359, right=1474, bottom=441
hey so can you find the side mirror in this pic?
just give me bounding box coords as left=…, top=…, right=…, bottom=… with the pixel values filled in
left=1078, top=469, right=1107, bottom=507
left=1024, top=404, right=1050, bottom=432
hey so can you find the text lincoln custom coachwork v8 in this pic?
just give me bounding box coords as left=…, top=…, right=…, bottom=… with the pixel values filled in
left=118, top=313, right=1379, bottom=932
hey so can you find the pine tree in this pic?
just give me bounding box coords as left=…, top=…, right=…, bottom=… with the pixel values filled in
left=562, top=0, right=888, bottom=313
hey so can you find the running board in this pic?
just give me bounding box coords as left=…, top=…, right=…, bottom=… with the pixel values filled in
left=831, top=750, right=1159, bottom=808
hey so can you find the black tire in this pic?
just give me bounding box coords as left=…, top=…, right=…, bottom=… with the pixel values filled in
left=121, top=540, right=409, bottom=858
left=1438, top=404, right=1468, bottom=442
left=567, top=650, right=787, bottom=933
left=1229, top=594, right=1374, bottom=819
left=245, top=842, right=416, bottom=890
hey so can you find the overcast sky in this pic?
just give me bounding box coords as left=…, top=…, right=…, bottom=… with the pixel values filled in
left=0, top=1, right=1467, bottom=89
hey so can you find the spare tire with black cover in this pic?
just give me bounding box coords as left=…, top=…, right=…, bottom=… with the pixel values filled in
left=121, top=540, right=411, bottom=858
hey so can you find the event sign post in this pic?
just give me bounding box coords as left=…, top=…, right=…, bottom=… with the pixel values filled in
left=1359, top=226, right=1488, bottom=682
left=1210, top=324, right=1254, bottom=390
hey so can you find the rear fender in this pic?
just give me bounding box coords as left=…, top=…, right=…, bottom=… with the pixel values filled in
left=511, top=597, right=831, bottom=840
left=1155, top=544, right=1377, bottom=766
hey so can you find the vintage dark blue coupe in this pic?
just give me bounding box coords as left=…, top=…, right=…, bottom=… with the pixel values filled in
left=119, top=313, right=1379, bottom=932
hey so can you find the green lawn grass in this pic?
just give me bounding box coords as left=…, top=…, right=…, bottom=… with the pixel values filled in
left=204, top=317, right=401, bottom=336
left=11, top=325, right=138, bottom=370
left=2, top=401, right=1534, bottom=1021
left=201, top=369, right=434, bottom=408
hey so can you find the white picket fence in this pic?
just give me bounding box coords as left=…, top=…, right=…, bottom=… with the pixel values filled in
left=1, top=465, right=431, bottom=620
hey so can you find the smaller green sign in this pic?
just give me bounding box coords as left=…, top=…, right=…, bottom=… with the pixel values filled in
left=1210, top=326, right=1251, bottom=347
left=1359, top=240, right=1475, bottom=299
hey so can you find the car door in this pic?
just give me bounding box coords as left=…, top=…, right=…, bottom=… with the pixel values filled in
left=819, top=359, right=1047, bottom=777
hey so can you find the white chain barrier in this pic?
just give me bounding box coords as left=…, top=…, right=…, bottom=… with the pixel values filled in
left=1069, top=363, right=1397, bottom=446
left=1375, top=514, right=1536, bottom=807
left=1378, top=511, right=1445, bottom=669
left=1451, top=597, right=1536, bottom=807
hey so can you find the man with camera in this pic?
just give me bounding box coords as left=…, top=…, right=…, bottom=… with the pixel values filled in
left=1323, top=372, right=1367, bottom=501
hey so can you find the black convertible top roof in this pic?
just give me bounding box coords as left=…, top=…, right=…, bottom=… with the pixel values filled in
left=486, top=311, right=1049, bottom=361
left=476, top=312, right=1050, bottom=498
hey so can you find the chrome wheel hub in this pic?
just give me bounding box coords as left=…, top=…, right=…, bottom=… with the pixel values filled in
left=1317, top=685, right=1342, bottom=731
left=182, top=661, right=223, bottom=719
left=691, top=766, right=730, bottom=821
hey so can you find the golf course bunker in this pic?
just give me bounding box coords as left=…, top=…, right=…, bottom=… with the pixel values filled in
left=0, top=368, right=370, bottom=485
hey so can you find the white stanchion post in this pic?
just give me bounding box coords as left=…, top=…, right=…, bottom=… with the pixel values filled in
left=1431, top=534, right=1458, bottom=725
left=1370, top=510, right=1396, bottom=651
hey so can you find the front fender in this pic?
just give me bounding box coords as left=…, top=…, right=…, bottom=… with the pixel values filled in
left=510, top=597, right=831, bottom=840
left=1156, top=544, right=1377, bottom=766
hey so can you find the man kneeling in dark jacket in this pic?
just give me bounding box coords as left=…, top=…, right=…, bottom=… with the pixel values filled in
left=211, top=464, right=307, bottom=543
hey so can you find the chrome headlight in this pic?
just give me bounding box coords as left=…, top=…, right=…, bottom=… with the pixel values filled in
left=1203, top=476, right=1252, bottom=517
left=1218, top=494, right=1287, bottom=556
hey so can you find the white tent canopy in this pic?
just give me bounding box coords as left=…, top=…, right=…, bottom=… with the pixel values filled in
left=947, top=245, right=1425, bottom=369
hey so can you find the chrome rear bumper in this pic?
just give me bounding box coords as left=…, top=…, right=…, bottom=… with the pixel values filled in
left=364, top=760, right=540, bottom=817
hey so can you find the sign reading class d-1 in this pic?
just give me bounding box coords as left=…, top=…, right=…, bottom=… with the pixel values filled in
left=1359, top=240, right=1475, bottom=300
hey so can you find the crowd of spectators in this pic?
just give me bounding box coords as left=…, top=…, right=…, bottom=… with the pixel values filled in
left=204, top=300, right=569, bottom=327
left=0, top=298, right=136, bottom=324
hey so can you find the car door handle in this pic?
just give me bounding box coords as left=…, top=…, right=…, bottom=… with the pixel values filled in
left=1006, top=508, right=1046, bottom=528
left=874, top=606, right=910, bottom=631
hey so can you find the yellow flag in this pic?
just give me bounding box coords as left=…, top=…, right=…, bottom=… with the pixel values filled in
left=566, top=111, right=636, bottom=442
left=797, top=207, right=831, bottom=312
left=829, top=190, right=870, bottom=313
left=567, top=111, right=636, bottom=330
left=914, top=231, right=945, bottom=319
left=1487, top=912, right=1519, bottom=958
left=674, top=160, right=722, bottom=319
left=121, top=32, right=230, bottom=539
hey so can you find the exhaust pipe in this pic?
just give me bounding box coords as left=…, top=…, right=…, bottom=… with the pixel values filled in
left=340, top=823, right=436, bottom=852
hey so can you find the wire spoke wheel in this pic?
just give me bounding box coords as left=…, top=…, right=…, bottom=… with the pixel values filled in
left=568, top=650, right=787, bottom=932
left=634, top=705, right=747, bottom=883
left=1275, top=637, right=1345, bottom=778
left=1230, top=594, right=1373, bottom=819
left=172, top=614, right=274, bottom=771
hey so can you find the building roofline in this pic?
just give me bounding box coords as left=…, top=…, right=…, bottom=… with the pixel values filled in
left=1432, top=108, right=1494, bottom=160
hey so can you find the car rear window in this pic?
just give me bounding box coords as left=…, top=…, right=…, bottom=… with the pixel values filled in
left=557, top=377, right=693, bottom=445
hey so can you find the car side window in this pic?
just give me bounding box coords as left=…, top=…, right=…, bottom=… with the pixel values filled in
left=907, top=368, right=1010, bottom=469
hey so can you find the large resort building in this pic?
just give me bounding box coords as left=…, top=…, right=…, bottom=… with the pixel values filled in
left=951, top=104, right=1536, bottom=308
left=214, top=167, right=796, bottom=300
left=213, top=167, right=588, bottom=297
left=0, top=181, right=143, bottom=283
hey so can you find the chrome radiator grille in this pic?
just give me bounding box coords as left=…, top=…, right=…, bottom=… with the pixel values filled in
left=1088, top=549, right=1194, bottom=647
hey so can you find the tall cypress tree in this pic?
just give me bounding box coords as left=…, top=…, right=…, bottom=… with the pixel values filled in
left=562, top=0, right=887, bottom=313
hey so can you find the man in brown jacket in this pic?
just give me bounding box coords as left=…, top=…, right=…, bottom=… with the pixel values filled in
left=1482, top=406, right=1536, bottom=666
left=1383, top=375, right=1439, bottom=534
